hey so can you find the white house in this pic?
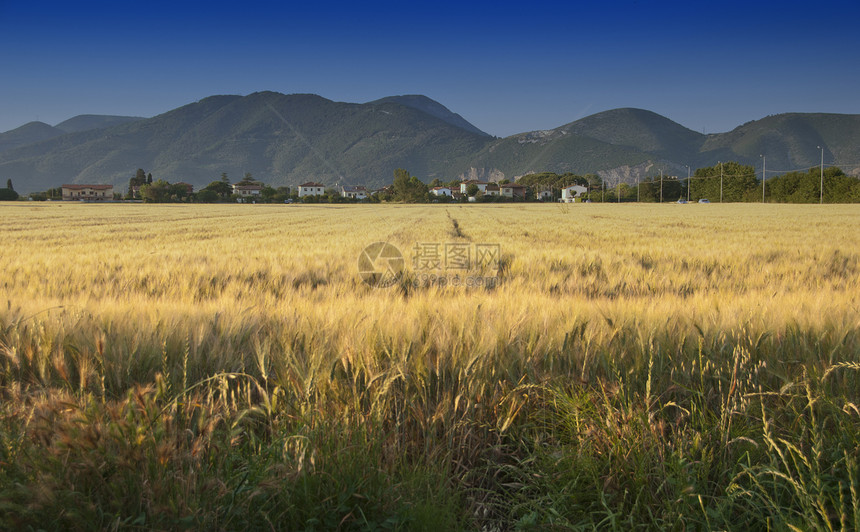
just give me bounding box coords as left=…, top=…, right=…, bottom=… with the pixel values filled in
left=298, top=182, right=326, bottom=197
left=536, top=188, right=553, bottom=201
left=232, top=183, right=262, bottom=197
left=430, top=186, right=452, bottom=197
left=561, top=185, right=588, bottom=203
left=460, top=180, right=489, bottom=194
left=341, top=185, right=367, bottom=199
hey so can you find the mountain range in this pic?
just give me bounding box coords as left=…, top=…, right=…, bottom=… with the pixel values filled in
left=1, top=92, right=858, bottom=194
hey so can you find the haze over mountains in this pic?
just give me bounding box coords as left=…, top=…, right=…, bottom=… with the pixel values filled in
left=0, top=115, right=144, bottom=154
left=1, top=92, right=858, bottom=194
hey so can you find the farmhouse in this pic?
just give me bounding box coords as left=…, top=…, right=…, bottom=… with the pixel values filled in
left=500, top=183, right=527, bottom=199
left=62, top=184, right=114, bottom=201
left=459, top=180, right=489, bottom=194
left=535, top=188, right=553, bottom=201
left=561, top=184, right=588, bottom=203
left=298, top=182, right=326, bottom=197
left=430, top=186, right=452, bottom=197
left=341, top=185, right=367, bottom=199
left=232, top=183, right=262, bottom=197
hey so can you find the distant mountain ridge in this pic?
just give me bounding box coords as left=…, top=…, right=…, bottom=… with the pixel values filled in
left=0, top=114, right=144, bottom=156
left=0, top=92, right=489, bottom=193
left=1, top=93, right=858, bottom=194
left=55, top=114, right=144, bottom=134
left=369, top=95, right=491, bottom=137
left=0, top=121, right=65, bottom=154
left=464, top=109, right=860, bottom=185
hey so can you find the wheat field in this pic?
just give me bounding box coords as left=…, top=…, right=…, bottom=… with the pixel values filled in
left=1, top=202, right=859, bottom=530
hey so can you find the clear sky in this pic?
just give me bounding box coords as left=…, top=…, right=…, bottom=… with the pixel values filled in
left=1, top=0, right=859, bottom=137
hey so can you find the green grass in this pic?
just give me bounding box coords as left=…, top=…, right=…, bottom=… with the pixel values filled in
left=2, top=310, right=856, bottom=530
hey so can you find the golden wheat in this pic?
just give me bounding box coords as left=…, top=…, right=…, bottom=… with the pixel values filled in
left=2, top=201, right=859, bottom=529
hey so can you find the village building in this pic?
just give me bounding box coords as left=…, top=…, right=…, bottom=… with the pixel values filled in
left=62, top=184, right=114, bottom=201
left=430, top=186, right=452, bottom=197
left=298, top=182, right=326, bottom=197
left=341, top=185, right=367, bottom=199
left=500, top=183, right=527, bottom=199
left=561, top=184, right=588, bottom=203
left=459, top=180, right=489, bottom=194
left=535, top=188, right=553, bottom=201
left=232, top=183, right=262, bottom=196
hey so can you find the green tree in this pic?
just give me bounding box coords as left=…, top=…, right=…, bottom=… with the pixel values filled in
left=585, top=174, right=603, bottom=199
left=765, top=167, right=857, bottom=203
left=466, top=184, right=479, bottom=197
left=0, top=188, right=19, bottom=201
left=850, top=180, right=860, bottom=202
left=129, top=168, right=147, bottom=197
left=638, top=175, right=682, bottom=202
left=168, top=182, right=191, bottom=202
left=272, top=186, right=291, bottom=203
left=261, top=185, right=277, bottom=202
left=139, top=180, right=172, bottom=203
left=203, top=180, right=232, bottom=199
left=393, top=168, right=409, bottom=183
left=517, top=172, right=588, bottom=192
left=6, top=179, right=13, bottom=191
left=392, top=169, right=428, bottom=203
left=196, top=189, right=219, bottom=203
left=690, top=162, right=757, bottom=202
left=324, top=187, right=342, bottom=203
left=562, top=173, right=588, bottom=187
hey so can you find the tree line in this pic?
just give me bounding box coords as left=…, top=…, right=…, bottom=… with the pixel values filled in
left=587, top=163, right=860, bottom=203
left=8, top=163, right=860, bottom=203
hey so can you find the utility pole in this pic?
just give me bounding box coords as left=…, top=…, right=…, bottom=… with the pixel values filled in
left=660, top=169, right=663, bottom=203
left=685, top=165, right=690, bottom=201
left=817, top=145, right=824, bottom=204
left=637, top=175, right=640, bottom=202
left=617, top=178, right=621, bottom=203
left=719, top=161, right=723, bottom=203
left=760, top=155, right=766, bottom=203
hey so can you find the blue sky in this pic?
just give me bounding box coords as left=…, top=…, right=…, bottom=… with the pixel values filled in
left=1, top=0, right=859, bottom=137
